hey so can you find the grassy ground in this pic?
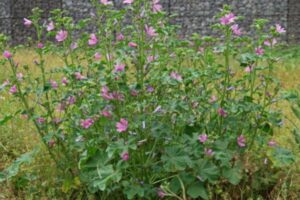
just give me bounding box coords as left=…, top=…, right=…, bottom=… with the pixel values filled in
left=0, top=46, right=300, bottom=199
left=0, top=49, right=65, bottom=198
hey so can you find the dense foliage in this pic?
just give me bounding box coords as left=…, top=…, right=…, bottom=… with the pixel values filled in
left=0, top=0, right=299, bottom=199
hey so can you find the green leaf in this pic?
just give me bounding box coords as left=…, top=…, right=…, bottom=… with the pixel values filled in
left=187, top=182, right=208, bottom=200
left=281, top=90, right=299, bottom=102
left=292, top=128, right=300, bottom=148
left=169, top=177, right=181, bottom=193
left=161, top=146, right=193, bottom=172
left=0, top=110, right=22, bottom=126
left=214, top=151, right=233, bottom=167
left=196, top=160, right=220, bottom=183
left=291, top=106, right=300, bottom=120
left=179, top=172, right=196, bottom=186
left=272, top=147, right=295, bottom=166
left=261, top=123, right=272, bottom=133
left=80, top=151, right=122, bottom=192
left=214, top=139, right=229, bottom=151
left=222, top=167, right=242, bottom=185
left=124, top=184, right=145, bottom=199
left=0, top=115, right=13, bottom=126
left=0, top=172, right=5, bottom=182
left=43, top=83, right=51, bottom=92
left=92, top=165, right=122, bottom=191
left=239, top=53, right=256, bottom=67
left=0, top=148, right=38, bottom=183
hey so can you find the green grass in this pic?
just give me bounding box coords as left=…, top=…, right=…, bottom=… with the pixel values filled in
left=1, top=46, right=300, bottom=199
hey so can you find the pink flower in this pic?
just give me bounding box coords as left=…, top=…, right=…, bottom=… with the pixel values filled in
left=37, top=42, right=44, bottom=48
left=244, top=66, right=253, bottom=73
left=204, top=148, right=214, bottom=156
left=101, top=86, right=113, bottom=100
left=101, top=110, right=112, bottom=118
left=100, top=0, right=113, bottom=5
left=112, top=91, right=124, bottom=101
left=209, top=95, right=217, bottom=103
left=50, top=80, right=58, bottom=90
left=56, top=30, right=68, bottom=42
left=121, top=151, right=129, bottom=161
left=36, top=117, right=45, bottom=124
left=147, top=85, right=154, bottom=93
left=101, top=88, right=124, bottom=101
left=255, top=47, right=265, bottom=56
left=114, top=63, right=126, bottom=72
left=128, top=42, right=138, bottom=48
left=157, top=189, right=166, bottom=199
left=20, top=114, right=28, bottom=120
left=263, top=40, right=271, bottom=47
left=56, top=103, right=66, bottom=112
left=217, top=108, right=228, bottom=117
left=117, top=33, right=125, bottom=41
left=147, top=55, right=156, bottom=62
left=268, top=140, right=277, bottom=147
left=71, top=42, right=78, bottom=50
left=47, top=21, right=55, bottom=31
left=130, top=89, right=138, bottom=96
left=275, top=24, right=286, bottom=34
left=2, top=80, right=10, bottom=87
left=3, top=50, right=12, bottom=59
left=9, top=85, right=17, bottom=94
left=152, top=0, right=162, bottom=13
left=192, top=101, right=199, bottom=108
left=145, top=25, right=158, bottom=37
left=67, top=96, right=76, bottom=105
left=80, top=118, right=94, bottom=129
left=94, top=52, right=102, bottom=60
left=231, top=24, right=242, bottom=36
left=23, top=18, right=32, bottom=27
left=264, top=38, right=277, bottom=47
left=198, top=134, right=208, bottom=143
left=170, top=71, right=182, bottom=81
left=74, top=72, right=85, bottom=80
left=53, top=118, right=62, bottom=124
left=198, top=47, right=205, bottom=53
left=237, top=135, right=246, bottom=147
left=16, top=73, right=23, bottom=81
left=116, top=118, right=128, bottom=132
left=220, top=13, right=236, bottom=25
left=88, top=34, right=98, bottom=46
left=123, top=0, right=134, bottom=4
left=61, top=77, right=68, bottom=86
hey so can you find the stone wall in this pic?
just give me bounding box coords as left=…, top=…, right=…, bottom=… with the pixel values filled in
left=0, top=0, right=299, bottom=44
left=62, top=0, right=93, bottom=22
left=288, top=0, right=300, bottom=43
left=0, top=0, right=11, bottom=36
left=165, top=0, right=289, bottom=40
left=9, top=0, right=62, bottom=43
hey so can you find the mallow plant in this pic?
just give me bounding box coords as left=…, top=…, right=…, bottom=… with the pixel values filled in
left=0, top=0, right=298, bottom=199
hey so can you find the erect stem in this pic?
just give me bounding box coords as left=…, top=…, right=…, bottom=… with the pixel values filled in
left=221, top=28, right=231, bottom=106
left=250, top=62, right=257, bottom=98
left=177, top=176, right=187, bottom=200
left=8, top=59, right=60, bottom=168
